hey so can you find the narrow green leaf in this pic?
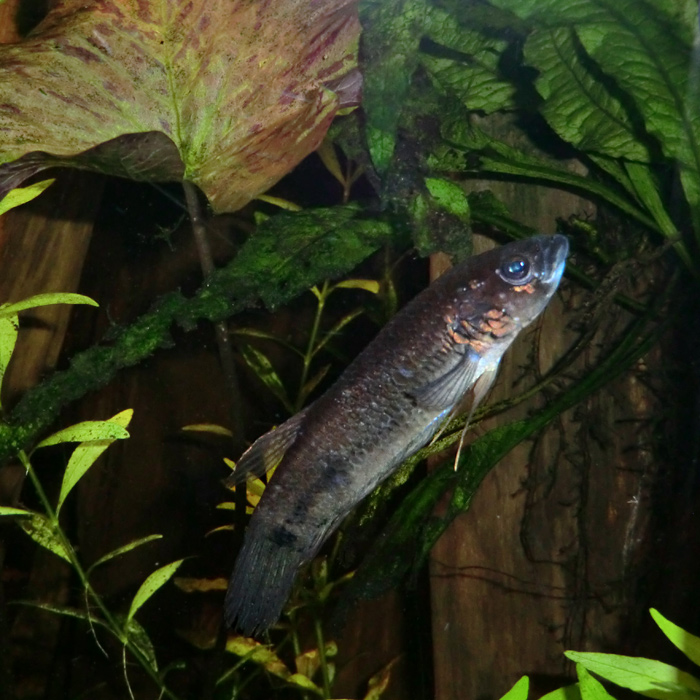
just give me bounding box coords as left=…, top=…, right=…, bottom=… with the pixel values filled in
left=650, top=609, right=700, bottom=669
left=499, top=676, right=530, bottom=700
left=334, top=278, right=381, bottom=294
left=565, top=651, right=700, bottom=700
left=126, top=559, right=185, bottom=623
left=540, top=686, right=582, bottom=700
left=57, top=409, right=133, bottom=514
left=181, top=423, right=233, bottom=437
left=0, top=506, right=33, bottom=517
left=18, top=513, right=71, bottom=562
left=578, top=664, right=618, bottom=700
left=125, top=617, right=158, bottom=672
left=35, top=420, right=130, bottom=450
left=0, top=179, right=55, bottom=216
left=300, top=364, right=331, bottom=404
left=17, top=601, right=107, bottom=629
left=313, top=308, right=365, bottom=356
left=87, top=534, right=163, bottom=576
left=0, top=314, right=19, bottom=409
left=239, top=344, right=293, bottom=414
left=0, top=292, right=98, bottom=317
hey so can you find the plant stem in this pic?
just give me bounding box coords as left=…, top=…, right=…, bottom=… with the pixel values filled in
left=296, top=282, right=329, bottom=412
left=313, top=615, right=332, bottom=699
left=20, top=451, right=183, bottom=700
left=183, top=181, right=245, bottom=449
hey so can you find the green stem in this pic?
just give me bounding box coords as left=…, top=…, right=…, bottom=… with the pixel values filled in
left=296, top=282, right=330, bottom=412
left=313, top=615, right=332, bottom=699
left=20, top=452, right=182, bottom=700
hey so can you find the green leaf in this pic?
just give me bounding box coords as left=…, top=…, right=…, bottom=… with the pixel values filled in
left=334, top=278, right=381, bottom=294
left=0, top=293, right=98, bottom=317
left=0, top=313, right=19, bottom=410
left=565, top=651, right=700, bottom=700
left=540, top=686, right=582, bottom=700
left=231, top=204, right=396, bottom=311
left=87, top=534, right=163, bottom=577
left=35, top=420, right=130, bottom=450
left=125, top=617, right=158, bottom=671
left=499, top=676, right=530, bottom=700
left=424, top=177, right=470, bottom=219
left=524, top=27, right=651, bottom=161
left=239, top=344, right=293, bottom=414
left=56, top=409, right=133, bottom=514
left=421, top=7, right=516, bottom=113
left=360, top=0, right=430, bottom=175
left=0, top=506, right=33, bottom=517
left=126, top=559, right=185, bottom=623
left=578, top=664, right=618, bottom=700
left=17, top=601, right=108, bottom=629
left=0, top=179, right=55, bottom=216
left=18, top=513, right=71, bottom=562
left=650, top=609, right=700, bottom=668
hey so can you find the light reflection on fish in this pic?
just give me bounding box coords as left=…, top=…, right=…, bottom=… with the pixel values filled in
left=224, top=234, right=569, bottom=636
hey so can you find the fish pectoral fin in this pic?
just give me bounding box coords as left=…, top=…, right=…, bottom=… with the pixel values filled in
left=411, top=350, right=481, bottom=410
left=224, top=406, right=310, bottom=487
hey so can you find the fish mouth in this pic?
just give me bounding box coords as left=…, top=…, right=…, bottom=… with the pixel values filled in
left=541, top=234, right=569, bottom=285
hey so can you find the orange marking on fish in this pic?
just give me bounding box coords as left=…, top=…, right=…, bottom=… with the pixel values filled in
left=512, top=283, right=535, bottom=294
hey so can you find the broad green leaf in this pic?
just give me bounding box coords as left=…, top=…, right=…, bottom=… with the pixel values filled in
left=0, top=179, right=55, bottom=216
left=0, top=293, right=98, bottom=317
left=424, top=177, right=470, bottom=219
left=421, top=7, right=516, bottom=113
left=126, top=559, right=185, bottom=623
left=360, top=0, right=429, bottom=175
left=540, top=686, right=582, bottom=700
left=57, top=409, right=133, bottom=514
left=0, top=506, right=33, bottom=517
left=230, top=204, right=396, bottom=311
left=0, top=1, right=360, bottom=214
left=0, top=313, right=19, bottom=410
left=87, top=534, right=163, bottom=576
left=524, top=27, right=651, bottom=161
left=36, top=420, right=130, bottom=450
left=499, top=676, right=530, bottom=700
left=650, top=609, right=700, bottom=668
left=239, top=344, right=293, bottom=414
left=565, top=651, right=700, bottom=700
left=578, top=664, right=617, bottom=700
left=18, top=513, right=71, bottom=562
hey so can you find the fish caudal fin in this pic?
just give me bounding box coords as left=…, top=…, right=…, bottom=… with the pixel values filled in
left=225, top=525, right=302, bottom=636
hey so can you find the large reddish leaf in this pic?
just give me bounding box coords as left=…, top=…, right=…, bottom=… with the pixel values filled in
left=0, top=0, right=360, bottom=213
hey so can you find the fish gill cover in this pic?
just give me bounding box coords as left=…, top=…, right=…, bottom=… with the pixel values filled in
left=0, top=0, right=360, bottom=213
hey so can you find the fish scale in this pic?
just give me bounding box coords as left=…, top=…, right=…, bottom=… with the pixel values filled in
left=224, top=234, right=569, bottom=636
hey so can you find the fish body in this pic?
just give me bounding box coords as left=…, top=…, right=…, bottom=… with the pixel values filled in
left=225, top=234, right=569, bottom=635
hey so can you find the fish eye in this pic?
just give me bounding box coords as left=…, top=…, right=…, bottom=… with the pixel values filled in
left=499, top=256, right=532, bottom=284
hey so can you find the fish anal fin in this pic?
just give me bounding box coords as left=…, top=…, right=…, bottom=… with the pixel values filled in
left=224, top=406, right=310, bottom=487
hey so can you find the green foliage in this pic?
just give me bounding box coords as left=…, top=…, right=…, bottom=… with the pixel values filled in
left=0, top=179, right=55, bottom=215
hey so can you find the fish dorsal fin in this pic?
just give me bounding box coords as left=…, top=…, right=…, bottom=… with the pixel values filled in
left=412, top=349, right=482, bottom=411
left=224, top=406, right=310, bottom=487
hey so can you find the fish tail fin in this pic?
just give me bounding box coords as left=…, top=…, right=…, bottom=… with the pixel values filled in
left=225, top=527, right=302, bottom=636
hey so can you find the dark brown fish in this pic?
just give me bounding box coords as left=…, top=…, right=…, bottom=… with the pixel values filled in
left=225, top=234, right=569, bottom=635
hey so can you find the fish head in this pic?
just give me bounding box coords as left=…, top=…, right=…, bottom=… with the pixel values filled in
left=445, top=234, right=569, bottom=358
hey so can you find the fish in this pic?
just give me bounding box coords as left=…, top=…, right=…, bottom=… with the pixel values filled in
left=224, top=234, right=569, bottom=636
